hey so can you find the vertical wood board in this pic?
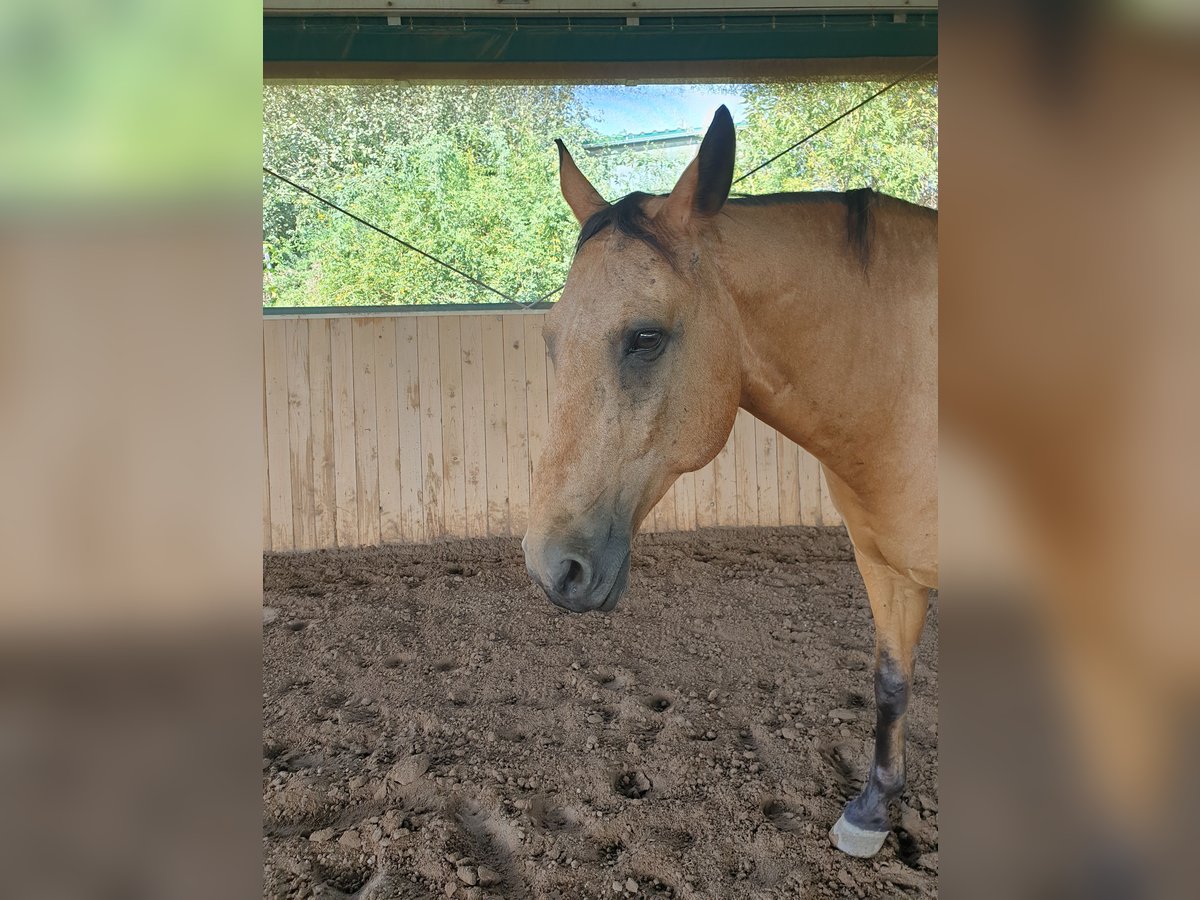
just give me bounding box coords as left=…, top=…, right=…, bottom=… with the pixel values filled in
left=264, top=322, right=294, bottom=551
left=439, top=317, right=468, bottom=539
left=374, top=318, right=403, bottom=543
left=458, top=316, right=488, bottom=539
left=307, top=319, right=338, bottom=549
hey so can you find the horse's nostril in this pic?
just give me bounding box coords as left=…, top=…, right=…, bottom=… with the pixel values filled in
left=553, top=553, right=591, bottom=597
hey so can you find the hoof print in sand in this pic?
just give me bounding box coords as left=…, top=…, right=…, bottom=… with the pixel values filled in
left=641, top=692, right=673, bottom=713
left=761, top=796, right=807, bottom=833
left=614, top=770, right=653, bottom=800
left=528, top=795, right=583, bottom=833
left=818, top=740, right=866, bottom=798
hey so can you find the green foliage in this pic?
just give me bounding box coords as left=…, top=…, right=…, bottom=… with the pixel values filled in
left=264, top=84, right=591, bottom=306
left=262, top=81, right=937, bottom=308
left=734, top=79, right=938, bottom=205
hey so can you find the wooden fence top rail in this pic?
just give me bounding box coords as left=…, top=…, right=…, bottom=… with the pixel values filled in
left=264, top=303, right=555, bottom=319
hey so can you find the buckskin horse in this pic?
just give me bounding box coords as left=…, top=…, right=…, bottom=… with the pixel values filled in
left=522, top=106, right=937, bottom=858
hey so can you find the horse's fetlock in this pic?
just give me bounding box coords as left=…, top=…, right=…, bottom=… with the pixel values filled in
left=844, top=788, right=890, bottom=833
left=874, top=765, right=906, bottom=798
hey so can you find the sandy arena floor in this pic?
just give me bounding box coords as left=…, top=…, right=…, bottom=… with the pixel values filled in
left=263, top=526, right=938, bottom=899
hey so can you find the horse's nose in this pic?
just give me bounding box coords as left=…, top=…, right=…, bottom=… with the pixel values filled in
left=525, top=539, right=605, bottom=612
left=549, top=550, right=594, bottom=600
left=524, top=527, right=632, bottom=613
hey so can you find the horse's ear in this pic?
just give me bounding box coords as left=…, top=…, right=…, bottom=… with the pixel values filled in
left=660, top=105, right=736, bottom=229
left=555, top=139, right=608, bottom=225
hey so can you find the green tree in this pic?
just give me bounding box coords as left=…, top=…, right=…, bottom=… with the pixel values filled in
left=262, top=80, right=937, bottom=308
left=733, top=79, right=938, bottom=206
left=263, top=84, right=599, bottom=306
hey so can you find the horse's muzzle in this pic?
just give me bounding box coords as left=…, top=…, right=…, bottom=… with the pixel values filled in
left=522, top=531, right=631, bottom=613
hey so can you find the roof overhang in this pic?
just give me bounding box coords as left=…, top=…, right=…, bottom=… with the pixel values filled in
left=264, top=2, right=938, bottom=81
left=265, top=2, right=935, bottom=12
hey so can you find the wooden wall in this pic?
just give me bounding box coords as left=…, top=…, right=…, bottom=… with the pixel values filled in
left=263, top=311, right=843, bottom=552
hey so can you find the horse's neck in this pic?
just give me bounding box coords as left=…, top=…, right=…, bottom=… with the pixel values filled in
left=715, top=198, right=937, bottom=487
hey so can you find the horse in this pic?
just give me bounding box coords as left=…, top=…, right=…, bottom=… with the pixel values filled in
left=522, top=105, right=937, bottom=858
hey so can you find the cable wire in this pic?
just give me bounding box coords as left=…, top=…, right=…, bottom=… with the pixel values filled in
left=263, top=166, right=530, bottom=305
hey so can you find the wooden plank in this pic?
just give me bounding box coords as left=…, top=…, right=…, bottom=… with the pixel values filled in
left=330, top=318, right=359, bottom=546
left=546, top=340, right=558, bottom=409
left=352, top=318, right=381, bottom=546
left=458, top=316, right=488, bottom=539
left=262, top=349, right=271, bottom=552
left=263, top=321, right=294, bottom=551
left=667, top=477, right=687, bottom=532
left=439, top=316, right=467, bottom=539
left=674, top=470, right=698, bottom=532
left=712, top=428, right=739, bottom=527
left=819, top=464, right=843, bottom=527
left=755, top=418, right=781, bottom=527
left=374, top=318, right=403, bottom=543
left=523, top=314, right=549, bottom=487
left=307, top=319, right=337, bottom=550
left=776, top=435, right=802, bottom=527
left=692, top=459, right=717, bottom=529
left=503, top=315, right=531, bottom=534
left=640, top=498, right=659, bottom=533
left=285, top=319, right=316, bottom=550
left=395, top=317, right=424, bottom=542
left=646, top=495, right=661, bottom=533
left=733, top=410, right=759, bottom=527
left=481, top=316, right=510, bottom=536
left=540, top=332, right=558, bottom=525
left=655, top=481, right=679, bottom=533
left=417, top=316, right=445, bottom=540
left=799, top=447, right=823, bottom=526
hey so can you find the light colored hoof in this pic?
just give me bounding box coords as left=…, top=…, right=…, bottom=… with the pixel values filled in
left=829, top=812, right=889, bottom=858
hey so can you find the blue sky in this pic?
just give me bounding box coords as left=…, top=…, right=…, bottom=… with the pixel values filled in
left=577, top=84, right=748, bottom=136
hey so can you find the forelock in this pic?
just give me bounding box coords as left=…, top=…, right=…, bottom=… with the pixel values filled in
left=574, top=192, right=679, bottom=271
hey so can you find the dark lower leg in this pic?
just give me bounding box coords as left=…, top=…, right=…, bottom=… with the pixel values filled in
left=843, top=650, right=910, bottom=832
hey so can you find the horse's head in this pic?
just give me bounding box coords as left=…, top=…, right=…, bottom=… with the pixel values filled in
left=523, top=107, right=743, bottom=612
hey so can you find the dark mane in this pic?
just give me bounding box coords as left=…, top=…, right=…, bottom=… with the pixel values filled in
left=574, top=187, right=892, bottom=271
left=575, top=192, right=678, bottom=270
left=728, top=188, right=878, bottom=269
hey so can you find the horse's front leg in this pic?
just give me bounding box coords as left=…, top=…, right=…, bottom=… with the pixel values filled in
left=830, top=554, right=930, bottom=857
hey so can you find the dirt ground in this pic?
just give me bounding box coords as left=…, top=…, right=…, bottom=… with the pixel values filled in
left=263, top=526, right=938, bottom=900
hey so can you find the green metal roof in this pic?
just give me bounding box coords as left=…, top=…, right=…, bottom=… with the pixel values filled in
left=264, top=13, right=938, bottom=69
left=582, top=127, right=705, bottom=154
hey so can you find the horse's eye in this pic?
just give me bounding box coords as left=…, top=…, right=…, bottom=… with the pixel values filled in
left=630, top=330, right=664, bottom=353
